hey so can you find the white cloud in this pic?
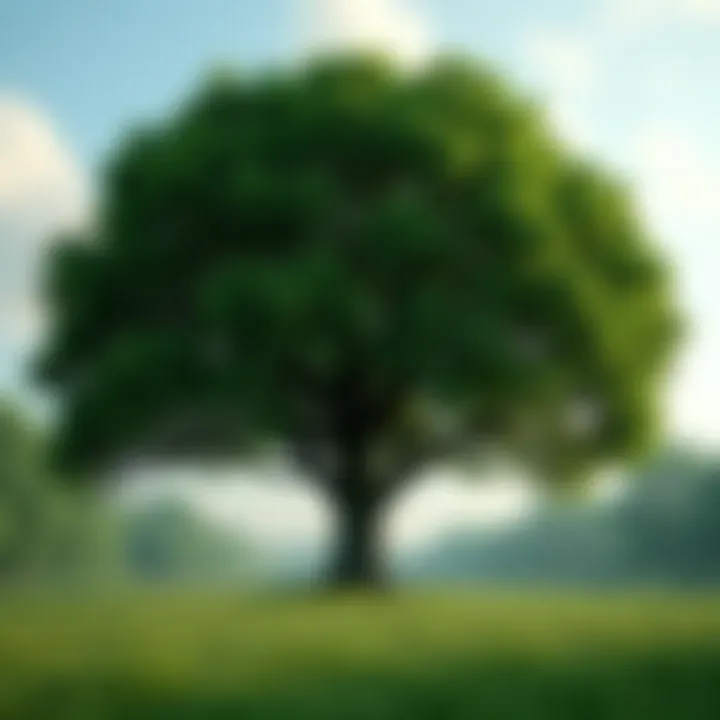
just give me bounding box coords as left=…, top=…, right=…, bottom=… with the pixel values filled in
left=0, top=97, right=87, bottom=225
left=298, top=0, right=434, bottom=67
left=628, top=124, right=720, bottom=236
left=0, top=97, right=89, bottom=354
left=669, top=330, right=720, bottom=445
left=522, top=30, right=598, bottom=97
left=620, top=123, right=720, bottom=444
left=391, top=474, right=538, bottom=550
left=602, top=0, right=720, bottom=31
left=520, top=29, right=599, bottom=152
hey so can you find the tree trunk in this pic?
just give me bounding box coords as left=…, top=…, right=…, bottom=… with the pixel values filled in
left=324, top=371, right=392, bottom=590
left=330, top=493, right=386, bottom=589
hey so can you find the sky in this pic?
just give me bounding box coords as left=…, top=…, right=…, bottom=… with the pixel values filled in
left=1, top=0, right=719, bottom=550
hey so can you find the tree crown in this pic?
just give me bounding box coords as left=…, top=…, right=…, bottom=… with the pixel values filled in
left=37, top=55, right=681, bottom=489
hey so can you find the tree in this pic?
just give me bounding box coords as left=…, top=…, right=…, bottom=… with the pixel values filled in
left=35, top=55, right=680, bottom=587
left=0, top=399, right=59, bottom=578
left=0, top=402, right=40, bottom=576
left=619, top=449, right=720, bottom=586
left=119, top=496, right=254, bottom=584
left=0, top=398, right=112, bottom=584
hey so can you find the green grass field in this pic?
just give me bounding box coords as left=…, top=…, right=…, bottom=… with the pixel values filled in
left=1, top=589, right=719, bottom=718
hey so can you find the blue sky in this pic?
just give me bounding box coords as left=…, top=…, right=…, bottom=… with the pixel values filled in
left=1, top=0, right=719, bottom=546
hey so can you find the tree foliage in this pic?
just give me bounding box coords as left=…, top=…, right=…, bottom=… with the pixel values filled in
left=36, top=55, right=681, bottom=583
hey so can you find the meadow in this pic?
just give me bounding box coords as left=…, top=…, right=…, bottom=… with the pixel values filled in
left=0, top=588, right=719, bottom=718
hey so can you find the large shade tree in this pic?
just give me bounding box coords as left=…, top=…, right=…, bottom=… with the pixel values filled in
left=36, top=56, right=680, bottom=587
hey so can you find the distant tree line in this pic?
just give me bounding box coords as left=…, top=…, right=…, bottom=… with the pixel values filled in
left=0, top=398, right=254, bottom=587
left=406, top=448, right=720, bottom=589
left=5, top=394, right=720, bottom=590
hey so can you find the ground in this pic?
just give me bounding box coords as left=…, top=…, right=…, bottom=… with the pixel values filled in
left=0, top=588, right=719, bottom=718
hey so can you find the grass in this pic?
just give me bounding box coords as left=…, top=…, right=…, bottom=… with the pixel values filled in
left=0, top=588, right=719, bottom=718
